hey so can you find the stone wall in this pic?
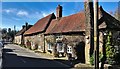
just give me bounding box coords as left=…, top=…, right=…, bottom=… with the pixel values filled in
left=15, top=35, right=22, bottom=44
left=24, top=33, right=45, bottom=52
left=45, top=34, right=85, bottom=62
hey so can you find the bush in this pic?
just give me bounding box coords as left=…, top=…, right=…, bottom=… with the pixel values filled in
left=90, top=52, right=103, bottom=65
left=90, top=54, right=94, bottom=65
left=105, top=31, right=116, bottom=64
left=27, top=45, right=31, bottom=50
left=19, top=44, right=24, bottom=47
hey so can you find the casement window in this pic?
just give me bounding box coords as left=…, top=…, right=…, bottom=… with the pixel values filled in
left=48, top=43, right=52, bottom=51
left=57, top=43, right=64, bottom=52
left=67, top=46, right=72, bottom=53
left=31, top=42, right=35, bottom=47
left=56, top=35, right=63, bottom=39
left=38, top=45, right=41, bottom=49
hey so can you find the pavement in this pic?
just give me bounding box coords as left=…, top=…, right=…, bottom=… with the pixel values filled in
left=2, top=44, right=71, bottom=68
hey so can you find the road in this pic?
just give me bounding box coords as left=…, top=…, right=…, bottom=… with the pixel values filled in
left=2, top=44, right=70, bottom=69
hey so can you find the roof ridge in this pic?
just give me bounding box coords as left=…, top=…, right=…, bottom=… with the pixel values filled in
left=24, top=13, right=55, bottom=35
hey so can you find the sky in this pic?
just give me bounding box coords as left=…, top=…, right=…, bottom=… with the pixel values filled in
left=1, top=2, right=119, bottom=31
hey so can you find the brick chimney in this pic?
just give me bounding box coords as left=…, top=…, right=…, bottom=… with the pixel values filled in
left=56, top=5, right=62, bottom=19
left=84, top=1, right=94, bottom=64
left=25, top=22, right=28, bottom=30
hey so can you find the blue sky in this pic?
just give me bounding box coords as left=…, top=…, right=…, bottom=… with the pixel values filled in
left=1, top=2, right=119, bottom=31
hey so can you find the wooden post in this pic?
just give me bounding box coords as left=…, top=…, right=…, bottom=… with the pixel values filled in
left=93, top=0, right=99, bottom=69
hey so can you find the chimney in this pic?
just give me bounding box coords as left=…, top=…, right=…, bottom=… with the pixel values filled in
left=25, top=22, right=28, bottom=30
left=22, top=25, right=25, bottom=29
left=56, top=5, right=62, bottom=19
left=84, top=1, right=94, bottom=64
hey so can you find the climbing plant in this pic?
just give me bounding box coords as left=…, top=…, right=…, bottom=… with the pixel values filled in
left=89, top=52, right=103, bottom=65
left=90, top=31, right=116, bottom=65
left=105, top=31, right=116, bottom=64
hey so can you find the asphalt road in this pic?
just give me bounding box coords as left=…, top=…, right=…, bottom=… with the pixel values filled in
left=2, top=44, right=70, bottom=69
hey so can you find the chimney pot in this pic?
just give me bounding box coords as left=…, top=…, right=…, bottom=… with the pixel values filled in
left=22, top=25, right=25, bottom=29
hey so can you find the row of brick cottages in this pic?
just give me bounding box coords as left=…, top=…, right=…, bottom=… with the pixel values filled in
left=14, top=5, right=120, bottom=63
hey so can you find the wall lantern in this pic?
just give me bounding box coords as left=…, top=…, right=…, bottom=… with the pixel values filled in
left=85, top=36, right=90, bottom=44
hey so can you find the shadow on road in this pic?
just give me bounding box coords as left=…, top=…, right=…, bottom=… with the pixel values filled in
left=2, top=48, right=71, bottom=69
left=2, top=49, right=13, bottom=52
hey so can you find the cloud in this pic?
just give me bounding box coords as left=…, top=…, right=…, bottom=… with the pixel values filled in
left=3, top=8, right=17, bottom=14
left=17, top=10, right=28, bottom=16
left=42, top=13, right=48, bottom=17
left=41, top=10, right=55, bottom=17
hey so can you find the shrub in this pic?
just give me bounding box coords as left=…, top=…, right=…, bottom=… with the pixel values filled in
left=105, top=31, right=116, bottom=64
left=90, top=54, right=94, bottom=65
left=28, top=45, right=31, bottom=50
left=89, top=52, right=103, bottom=65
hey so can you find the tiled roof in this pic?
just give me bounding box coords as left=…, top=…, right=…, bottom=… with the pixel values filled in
left=98, top=6, right=120, bottom=30
left=24, top=13, right=55, bottom=35
left=45, top=12, right=85, bottom=34
left=16, top=25, right=32, bottom=36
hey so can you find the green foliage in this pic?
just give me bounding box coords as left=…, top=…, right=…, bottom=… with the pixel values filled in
left=105, top=31, right=116, bottom=64
left=90, top=54, right=94, bottom=65
left=89, top=52, right=103, bottom=65
left=99, top=52, right=103, bottom=62
left=28, top=45, right=31, bottom=50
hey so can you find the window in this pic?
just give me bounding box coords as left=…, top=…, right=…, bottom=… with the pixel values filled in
left=48, top=43, right=52, bottom=51
left=38, top=46, right=41, bottom=49
left=31, top=42, right=35, bottom=47
left=57, top=43, right=64, bottom=52
left=56, top=35, right=63, bottom=39
left=67, top=46, right=72, bottom=53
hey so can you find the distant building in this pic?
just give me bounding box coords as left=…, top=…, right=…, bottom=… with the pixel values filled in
left=14, top=23, right=32, bottom=45
left=24, top=13, right=56, bottom=52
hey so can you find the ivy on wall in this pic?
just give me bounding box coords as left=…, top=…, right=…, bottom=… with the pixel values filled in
left=105, top=31, right=116, bottom=64
left=90, top=31, right=116, bottom=65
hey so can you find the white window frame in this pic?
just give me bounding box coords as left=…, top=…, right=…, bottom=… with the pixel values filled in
left=38, top=45, right=41, bottom=49
left=67, top=45, right=72, bottom=53
left=56, top=35, right=63, bottom=39
left=47, top=43, right=52, bottom=51
left=31, top=42, right=35, bottom=47
left=57, top=43, right=64, bottom=53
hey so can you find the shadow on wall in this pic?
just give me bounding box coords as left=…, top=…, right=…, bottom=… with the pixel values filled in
left=75, top=41, right=85, bottom=63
